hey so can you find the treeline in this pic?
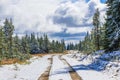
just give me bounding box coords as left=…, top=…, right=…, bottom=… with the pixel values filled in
left=0, top=19, right=66, bottom=61
left=76, top=0, right=120, bottom=54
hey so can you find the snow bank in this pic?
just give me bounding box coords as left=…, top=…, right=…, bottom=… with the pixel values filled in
left=0, top=55, right=51, bottom=80
left=65, top=50, right=120, bottom=80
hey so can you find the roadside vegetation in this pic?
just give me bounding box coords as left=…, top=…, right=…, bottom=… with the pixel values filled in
left=0, top=19, right=66, bottom=65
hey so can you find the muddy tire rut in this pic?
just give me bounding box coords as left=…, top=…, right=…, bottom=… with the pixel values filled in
left=59, top=55, right=82, bottom=80
left=38, top=55, right=54, bottom=80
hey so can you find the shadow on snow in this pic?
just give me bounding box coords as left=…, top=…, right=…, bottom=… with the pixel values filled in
left=50, top=53, right=111, bottom=76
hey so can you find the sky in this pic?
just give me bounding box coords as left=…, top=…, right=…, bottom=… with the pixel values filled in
left=0, top=0, right=106, bottom=44
left=86, top=0, right=106, bottom=3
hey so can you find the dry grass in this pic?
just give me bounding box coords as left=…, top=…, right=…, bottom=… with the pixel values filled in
left=31, top=52, right=67, bottom=57
left=0, top=58, right=19, bottom=65
left=0, top=58, right=30, bottom=65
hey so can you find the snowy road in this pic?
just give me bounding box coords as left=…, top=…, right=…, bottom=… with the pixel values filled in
left=49, top=55, right=72, bottom=80
left=0, top=54, right=119, bottom=80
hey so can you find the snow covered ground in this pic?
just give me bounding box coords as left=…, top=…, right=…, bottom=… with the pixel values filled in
left=0, top=55, right=51, bottom=80
left=49, top=55, right=72, bottom=80
left=0, top=51, right=120, bottom=80
left=63, top=50, right=120, bottom=80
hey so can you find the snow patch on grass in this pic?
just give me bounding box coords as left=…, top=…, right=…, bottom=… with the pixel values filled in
left=0, top=55, right=51, bottom=80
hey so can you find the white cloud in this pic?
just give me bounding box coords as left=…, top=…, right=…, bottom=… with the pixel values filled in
left=52, top=0, right=89, bottom=27
left=51, top=0, right=106, bottom=28
left=0, top=0, right=62, bottom=33
left=0, top=0, right=106, bottom=42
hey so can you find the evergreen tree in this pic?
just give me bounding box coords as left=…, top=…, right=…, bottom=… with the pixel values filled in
left=104, top=0, right=120, bottom=51
left=0, top=26, right=4, bottom=59
left=51, top=40, right=56, bottom=52
left=38, top=36, right=43, bottom=50
left=78, top=41, right=82, bottom=51
left=93, top=8, right=100, bottom=50
left=3, top=19, right=14, bottom=58
left=67, top=43, right=75, bottom=50
left=61, top=39, right=66, bottom=52
left=43, top=34, right=49, bottom=53
left=12, top=35, right=21, bottom=57
left=21, top=36, right=30, bottom=54
left=30, top=33, right=39, bottom=53
left=55, top=41, right=60, bottom=52
left=99, top=23, right=106, bottom=50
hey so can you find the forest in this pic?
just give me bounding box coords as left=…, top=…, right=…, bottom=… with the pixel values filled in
left=74, top=0, right=120, bottom=54
left=0, top=19, right=67, bottom=61
left=0, top=0, right=120, bottom=61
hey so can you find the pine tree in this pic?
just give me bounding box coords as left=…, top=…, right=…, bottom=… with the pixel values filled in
left=21, top=36, right=30, bottom=54
left=109, top=0, right=120, bottom=50
left=104, top=0, right=120, bottom=51
left=12, top=35, right=21, bottom=57
left=51, top=40, right=56, bottom=52
left=30, top=33, right=39, bottom=53
left=93, top=8, right=100, bottom=51
left=43, top=34, right=49, bottom=53
left=61, top=39, right=66, bottom=52
left=78, top=41, right=82, bottom=51
left=90, top=29, right=96, bottom=52
left=0, top=26, right=4, bottom=59
left=55, top=41, right=60, bottom=52
left=38, top=36, right=42, bottom=49
left=3, top=19, right=14, bottom=58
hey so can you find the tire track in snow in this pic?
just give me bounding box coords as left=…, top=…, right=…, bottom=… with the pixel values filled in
left=59, top=55, right=82, bottom=80
left=38, top=55, right=54, bottom=80
left=49, top=55, right=72, bottom=80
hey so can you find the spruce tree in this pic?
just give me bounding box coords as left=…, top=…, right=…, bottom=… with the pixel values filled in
left=0, top=26, right=4, bottom=59
left=3, top=19, right=14, bottom=58
left=93, top=8, right=100, bottom=51
left=13, top=35, right=21, bottom=57
left=109, top=0, right=120, bottom=50
left=51, top=40, right=56, bottom=52
left=21, top=36, right=30, bottom=54
left=104, top=0, right=120, bottom=51
left=30, top=33, right=39, bottom=53
left=61, top=39, right=66, bottom=52
left=43, top=34, right=49, bottom=53
left=78, top=41, right=82, bottom=51
left=38, top=36, right=43, bottom=50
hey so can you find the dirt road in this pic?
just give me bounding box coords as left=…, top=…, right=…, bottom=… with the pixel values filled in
left=38, top=55, right=82, bottom=80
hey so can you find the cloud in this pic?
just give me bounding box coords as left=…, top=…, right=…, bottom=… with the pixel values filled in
left=0, top=0, right=106, bottom=44
left=51, top=0, right=106, bottom=28
left=52, top=0, right=89, bottom=27
left=50, top=30, right=86, bottom=43
left=0, top=0, right=62, bottom=33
